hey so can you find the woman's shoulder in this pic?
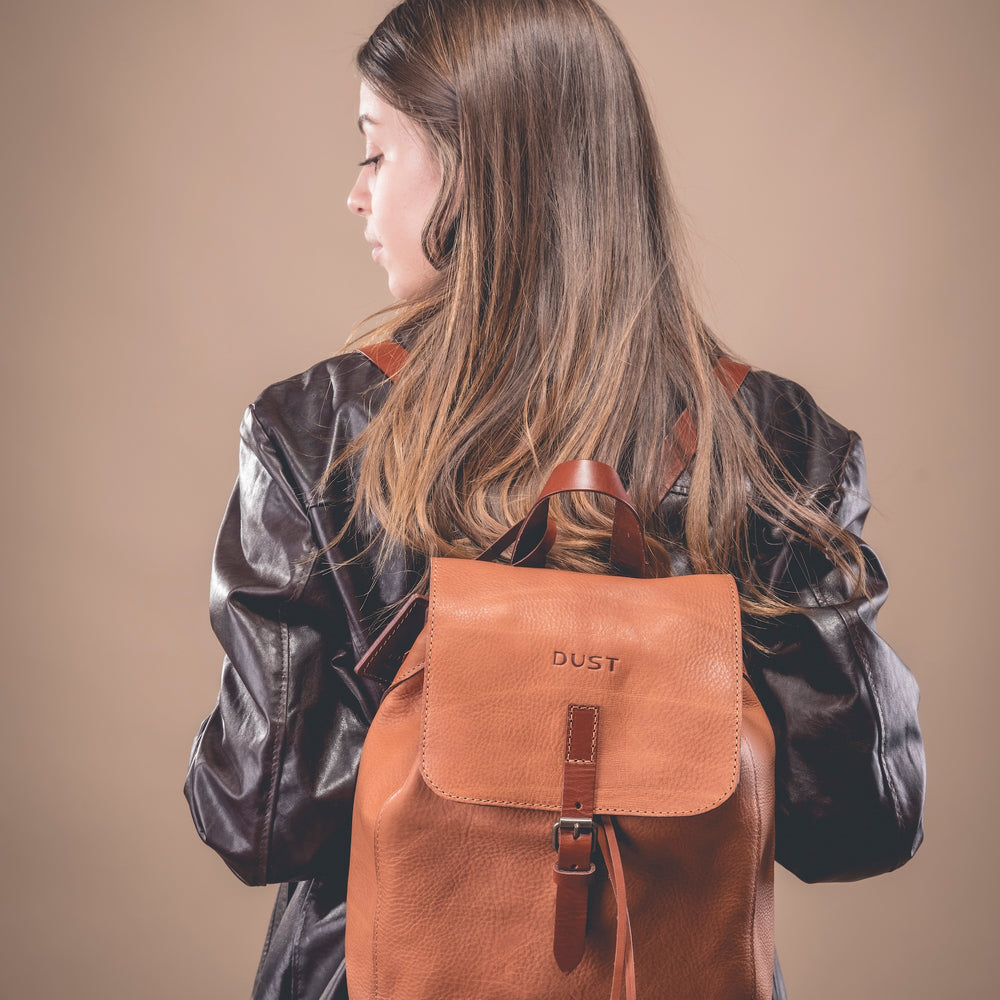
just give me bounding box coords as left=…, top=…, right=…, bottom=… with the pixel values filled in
left=250, top=350, right=389, bottom=431
left=737, top=366, right=862, bottom=493
left=238, top=350, right=392, bottom=499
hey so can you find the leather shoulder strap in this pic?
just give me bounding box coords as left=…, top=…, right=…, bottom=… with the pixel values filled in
left=660, top=358, right=749, bottom=500
left=357, top=341, right=409, bottom=382
left=355, top=343, right=750, bottom=498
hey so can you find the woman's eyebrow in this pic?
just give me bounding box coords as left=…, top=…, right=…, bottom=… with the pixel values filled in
left=357, top=114, right=378, bottom=133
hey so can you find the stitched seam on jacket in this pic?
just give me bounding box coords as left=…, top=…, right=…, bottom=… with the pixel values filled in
left=250, top=882, right=289, bottom=996
left=257, top=615, right=292, bottom=884
left=261, top=545, right=324, bottom=883
left=246, top=404, right=325, bottom=884
left=262, top=882, right=287, bottom=963
left=290, top=879, right=313, bottom=999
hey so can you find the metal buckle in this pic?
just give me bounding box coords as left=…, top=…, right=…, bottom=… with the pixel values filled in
left=552, top=817, right=595, bottom=852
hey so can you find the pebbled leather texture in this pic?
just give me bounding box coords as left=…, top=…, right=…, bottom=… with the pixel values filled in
left=345, top=573, right=776, bottom=999
left=419, top=563, right=742, bottom=816
left=183, top=351, right=925, bottom=1000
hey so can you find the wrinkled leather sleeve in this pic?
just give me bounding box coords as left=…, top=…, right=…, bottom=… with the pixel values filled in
left=742, top=378, right=926, bottom=883
left=183, top=359, right=398, bottom=887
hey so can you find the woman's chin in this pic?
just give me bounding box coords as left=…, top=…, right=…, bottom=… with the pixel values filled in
left=387, top=269, right=438, bottom=302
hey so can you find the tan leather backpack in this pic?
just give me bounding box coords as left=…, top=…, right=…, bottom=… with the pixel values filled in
left=345, top=346, right=775, bottom=1000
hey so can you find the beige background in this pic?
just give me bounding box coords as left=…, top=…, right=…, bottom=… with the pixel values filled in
left=1, top=1, right=996, bottom=996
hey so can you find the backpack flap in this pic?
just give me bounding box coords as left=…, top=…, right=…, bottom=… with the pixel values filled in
left=419, top=558, right=743, bottom=817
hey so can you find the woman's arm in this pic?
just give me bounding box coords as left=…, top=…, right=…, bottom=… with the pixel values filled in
left=746, top=431, right=926, bottom=883
left=183, top=400, right=381, bottom=887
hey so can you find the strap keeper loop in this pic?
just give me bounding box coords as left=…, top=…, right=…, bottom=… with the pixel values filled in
left=553, top=862, right=597, bottom=879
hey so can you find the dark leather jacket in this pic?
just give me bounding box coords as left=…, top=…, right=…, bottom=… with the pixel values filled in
left=184, top=352, right=925, bottom=1000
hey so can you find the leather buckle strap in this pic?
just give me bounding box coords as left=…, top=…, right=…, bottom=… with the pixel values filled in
left=659, top=358, right=751, bottom=500
left=354, top=593, right=428, bottom=685
left=553, top=704, right=600, bottom=974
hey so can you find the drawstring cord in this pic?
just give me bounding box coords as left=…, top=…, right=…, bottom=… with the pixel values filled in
left=596, top=815, right=636, bottom=1000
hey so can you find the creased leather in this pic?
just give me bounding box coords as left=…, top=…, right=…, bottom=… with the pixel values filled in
left=183, top=352, right=926, bottom=1000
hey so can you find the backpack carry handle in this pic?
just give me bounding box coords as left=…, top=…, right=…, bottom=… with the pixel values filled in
left=476, top=515, right=558, bottom=568
left=512, top=460, right=647, bottom=578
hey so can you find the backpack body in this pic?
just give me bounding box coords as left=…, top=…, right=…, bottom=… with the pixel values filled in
left=346, top=556, right=775, bottom=1000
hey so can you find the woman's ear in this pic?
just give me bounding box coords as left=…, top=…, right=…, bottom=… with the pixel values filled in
left=425, top=156, right=464, bottom=269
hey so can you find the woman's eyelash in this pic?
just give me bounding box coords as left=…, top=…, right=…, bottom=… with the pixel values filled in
left=359, top=155, right=382, bottom=168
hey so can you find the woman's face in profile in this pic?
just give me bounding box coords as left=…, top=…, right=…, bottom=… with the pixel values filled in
left=347, top=83, right=443, bottom=301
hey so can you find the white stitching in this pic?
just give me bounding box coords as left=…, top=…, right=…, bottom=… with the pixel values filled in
left=566, top=704, right=599, bottom=764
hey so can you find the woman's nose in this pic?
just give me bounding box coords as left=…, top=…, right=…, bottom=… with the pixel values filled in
left=347, top=172, right=369, bottom=216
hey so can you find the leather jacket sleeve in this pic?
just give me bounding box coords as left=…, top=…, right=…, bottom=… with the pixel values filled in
left=743, top=405, right=925, bottom=883
left=183, top=381, right=386, bottom=887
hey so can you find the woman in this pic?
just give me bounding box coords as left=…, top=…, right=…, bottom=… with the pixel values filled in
left=184, top=1, right=925, bottom=998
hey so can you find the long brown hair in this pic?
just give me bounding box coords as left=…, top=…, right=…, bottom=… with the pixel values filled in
left=327, top=0, right=865, bottom=620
